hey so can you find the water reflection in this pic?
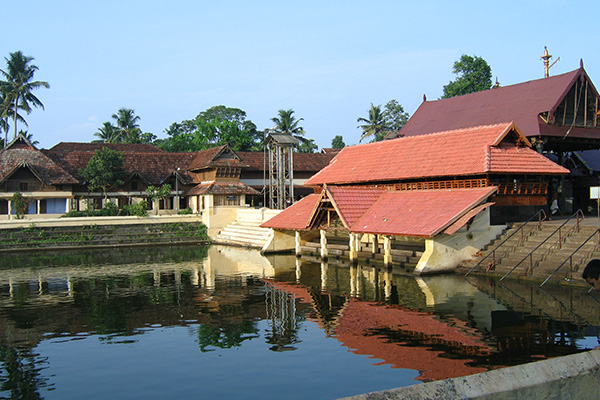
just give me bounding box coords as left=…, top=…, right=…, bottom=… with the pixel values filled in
left=0, top=245, right=599, bottom=399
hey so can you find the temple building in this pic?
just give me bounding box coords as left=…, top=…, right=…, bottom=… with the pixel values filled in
left=385, top=63, right=600, bottom=215
left=261, top=122, right=568, bottom=274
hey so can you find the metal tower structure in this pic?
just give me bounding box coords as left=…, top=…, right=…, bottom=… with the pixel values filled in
left=266, top=133, right=299, bottom=209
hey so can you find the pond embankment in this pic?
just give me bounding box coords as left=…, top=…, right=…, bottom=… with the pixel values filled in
left=0, top=216, right=209, bottom=252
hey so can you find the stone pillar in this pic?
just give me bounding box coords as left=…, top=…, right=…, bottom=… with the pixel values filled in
left=37, top=199, right=41, bottom=214
left=295, top=231, right=302, bottom=256
left=349, top=233, right=358, bottom=261
left=320, top=229, right=328, bottom=259
left=383, top=236, right=392, bottom=265
left=372, top=234, right=379, bottom=254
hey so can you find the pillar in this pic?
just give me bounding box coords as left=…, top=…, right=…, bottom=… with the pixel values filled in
left=383, top=236, right=392, bottom=265
left=295, top=231, right=302, bottom=256
left=372, top=234, right=379, bottom=254
left=320, top=260, right=329, bottom=290
left=349, top=233, right=358, bottom=261
left=320, top=229, right=328, bottom=259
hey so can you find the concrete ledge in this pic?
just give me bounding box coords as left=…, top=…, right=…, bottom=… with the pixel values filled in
left=0, top=215, right=203, bottom=229
left=340, top=349, right=600, bottom=400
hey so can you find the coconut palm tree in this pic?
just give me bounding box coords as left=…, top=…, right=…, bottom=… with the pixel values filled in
left=94, top=122, right=121, bottom=143
left=0, top=51, right=49, bottom=140
left=112, top=108, right=142, bottom=143
left=270, top=109, right=304, bottom=137
left=0, top=91, right=28, bottom=147
left=357, top=104, right=386, bottom=142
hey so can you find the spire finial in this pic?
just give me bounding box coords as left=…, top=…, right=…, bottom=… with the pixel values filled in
left=541, top=46, right=560, bottom=78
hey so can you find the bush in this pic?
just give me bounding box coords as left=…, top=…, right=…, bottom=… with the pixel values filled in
left=177, top=207, right=193, bottom=215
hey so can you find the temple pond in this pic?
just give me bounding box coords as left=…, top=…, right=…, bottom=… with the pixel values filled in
left=1, top=244, right=599, bottom=399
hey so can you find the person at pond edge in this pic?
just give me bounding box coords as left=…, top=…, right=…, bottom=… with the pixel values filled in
left=582, top=259, right=600, bottom=291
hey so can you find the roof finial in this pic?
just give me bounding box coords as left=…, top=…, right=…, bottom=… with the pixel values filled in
left=423, top=94, right=427, bottom=102
left=580, top=58, right=584, bottom=69
left=492, top=77, right=500, bottom=88
left=541, top=46, right=559, bottom=78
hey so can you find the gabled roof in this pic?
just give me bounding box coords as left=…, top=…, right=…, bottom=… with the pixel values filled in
left=351, top=187, right=497, bottom=237
left=391, top=67, right=599, bottom=139
left=305, top=122, right=568, bottom=186
left=0, top=147, right=79, bottom=185
left=187, top=145, right=248, bottom=171
left=262, top=186, right=497, bottom=238
left=49, top=142, right=164, bottom=153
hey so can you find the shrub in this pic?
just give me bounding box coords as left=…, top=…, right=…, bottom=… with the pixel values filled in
left=177, top=207, right=192, bottom=215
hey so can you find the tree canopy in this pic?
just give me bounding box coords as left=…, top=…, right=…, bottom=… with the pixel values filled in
left=442, top=54, right=492, bottom=99
left=0, top=51, right=49, bottom=147
left=157, top=105, right=262, bottom=152
left=331, top=135, right=345, bottom=149
left=80, top=147, right=126, bottom=200
left=94, top=108, right=155, bottom=144
left=357, top=100, right=410, bottom=142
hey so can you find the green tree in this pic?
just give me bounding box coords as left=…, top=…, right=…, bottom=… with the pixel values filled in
left=157, top=106, right=261, bottom=152
left=0, top=51, right=49, bottom=141
left=10, top=192, right=28, bottom=219
left=382, top=99, right=409, bottom=134
left=270, top=108, right=314, bottom=152
left=112, top=108, right=142, bottom=143
left=80, top=147, right=126, bottom=201
left=442, top=54, right=492, bottom=99
left=146, top=184, right=171, bottom=215
left=331, top=135, right=345, bottom=149
left=357, top=103, right=386, bottom=142
left=297, top=138, right=318, bottom=153
left=93, top=122, right=120, bottom=143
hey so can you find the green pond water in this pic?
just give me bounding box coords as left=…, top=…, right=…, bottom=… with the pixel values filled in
left=0, top=244, right=599, bottom=400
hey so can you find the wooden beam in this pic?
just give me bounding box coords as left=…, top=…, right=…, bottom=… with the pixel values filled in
left=585, top=80, right=588, bottom=126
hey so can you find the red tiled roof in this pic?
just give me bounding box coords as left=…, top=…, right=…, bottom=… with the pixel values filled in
left=351, top=187, right=497, bottom=237
left=262, top=186, right=497, bottom=238
left=305, top=122, right=568, bottom=186
left=392, top=68, right=600, bottom=139
left=188, top=145, right=248, bottom=171
left=260, top=194, right=320, bottom=230
left=186, top=181, right=260, bottom=196
left=326, top=186, right=386, bottom=228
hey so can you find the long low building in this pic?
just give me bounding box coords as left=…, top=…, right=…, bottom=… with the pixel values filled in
left=261, top=122, right=569, bottom=274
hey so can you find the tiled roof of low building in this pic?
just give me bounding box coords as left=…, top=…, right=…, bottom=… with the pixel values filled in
left=49, top=142, right=165, bottom=153
left=0, top=147, right=79, bottom=185
left=260, top=194, right=320, bottom=230
left=350, top=187, right=497, bottom=237
left=237, top=152, right=335, bottom=172
left=262, top=186, right=497, bottom=238
left=305, top=122, right=568, bottom=186
left=186, top=181, right=260, bottom=196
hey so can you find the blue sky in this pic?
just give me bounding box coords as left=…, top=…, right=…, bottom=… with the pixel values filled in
left=3, top=0, right=599, bottom=150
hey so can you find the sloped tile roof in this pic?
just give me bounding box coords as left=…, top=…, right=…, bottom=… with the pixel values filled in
left=262, top=186, right=497, bottom=238
left=305, top=123, right=568, bottom=186
left=237, top=152, right=335, bottom=172
left=260, top=194, right=320, bottom=230
left=188, top=145, right=248, bottom=171
left=351, top=187, right=497, bottom=237
left=186, top=181, right=260, bottom=196
left=45, top=148, right=197, bottom=185
left=0, top=147, right=79, bottom=185
left=326, top=186, right=386, bottom=228
left=393, top=68, right=589, bottom=138
left=49, top=142, right=165, bottom=153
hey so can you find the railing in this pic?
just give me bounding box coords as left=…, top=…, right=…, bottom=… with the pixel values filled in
left=534, top=209, right=585, bottom=264
left=495, top=182, right=548, bottom=195
left=499, top=210, right=585, bottom=281
left=393, top=178, right=489, bottom=191
left=539, top=227, right=600, bottom=287
left=465, top=209, right=547, bottom=276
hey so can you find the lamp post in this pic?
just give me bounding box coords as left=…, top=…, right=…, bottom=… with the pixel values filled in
left=175, top=168, right=180, bottom=212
